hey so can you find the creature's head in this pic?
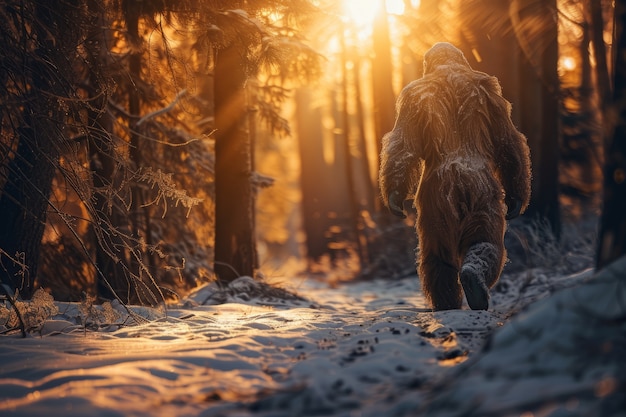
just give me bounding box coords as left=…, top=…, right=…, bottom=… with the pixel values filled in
left=423, top=42, right=471, bottom=75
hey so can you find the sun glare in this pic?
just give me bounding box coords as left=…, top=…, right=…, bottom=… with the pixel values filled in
left=561, top=56, right=576, bottom=71
left=343, top=0, right=380, bottom=26
left=342, top=0, right=406, bottom=26
left=386, top=0, right=406, bottom=15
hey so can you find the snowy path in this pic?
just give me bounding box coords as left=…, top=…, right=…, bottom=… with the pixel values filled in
left=0, top=264, right=606, bottom=416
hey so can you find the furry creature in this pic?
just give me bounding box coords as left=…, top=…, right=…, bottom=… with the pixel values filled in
left=379, top=42, right=531, bottom=311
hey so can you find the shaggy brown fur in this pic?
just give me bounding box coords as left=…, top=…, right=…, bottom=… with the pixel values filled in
left=379, top=42, right=531, bottom=311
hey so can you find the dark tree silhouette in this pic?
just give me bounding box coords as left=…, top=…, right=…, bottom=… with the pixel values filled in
left=0, top=0, right=88, bottom=298
left=84, top=0, right=129, bottom=299
left=295, top=88, right=332, bottom=263
left=589, top=0, right=612, bottom=116
left=597, top=0, right=626, bottom=269
left=511, top=0, right=562, bottom=238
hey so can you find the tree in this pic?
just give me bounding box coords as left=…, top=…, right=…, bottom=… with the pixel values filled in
left=208, top=3, right=320, bottom=282
left=213, top=40, right=256, bottom=283
left=556, top=0, right=604, bottom=214
left=371, top=0, right=396, bottom=178
left=339, top=28, right=368, bottom=268
left=0, top=0, right=88, bottom=298
left=295, top=88, right=334, bottom=263
left=510, top=0, right=562, bottom=238
left=597, top=0, right=626, bottom=269
left=79, top=0, right=197, bottom=303
left=2, top=0, right=214, bottom=303
left=589, top=0, right=612, bottom=116
left=84, top=0, right=129, bottom=299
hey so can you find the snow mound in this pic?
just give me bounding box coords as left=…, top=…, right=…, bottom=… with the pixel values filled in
left=408, top=256, right=626, bottom=417
left=184, top=276, right=314, bottom=308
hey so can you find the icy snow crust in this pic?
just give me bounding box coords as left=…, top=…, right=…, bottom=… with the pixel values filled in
left=1, top=260, right=623, bottom=416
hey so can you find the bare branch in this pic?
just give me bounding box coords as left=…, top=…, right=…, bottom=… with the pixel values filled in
left=136, top=89, right=188, bottom=127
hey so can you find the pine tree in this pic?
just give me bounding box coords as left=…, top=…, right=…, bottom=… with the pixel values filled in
left=204, top=2, right=320, bottom=283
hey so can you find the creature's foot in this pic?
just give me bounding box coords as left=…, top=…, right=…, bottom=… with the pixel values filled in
left=460, top=266, right=489, bottom=310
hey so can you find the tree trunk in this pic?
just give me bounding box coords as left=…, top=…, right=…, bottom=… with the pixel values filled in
left=512, top=0, right=561, bottom=238
left=247, top=91, right=259, bottom=270
left=597, top=0, right=626, bottom=269
left=371, top=0, right=396, bottom=166
left=85, top=0, right=129, bottom=300
left=351, top=41, right=376, bottom=213
left=295, top=88, right=332, bottom=263
left=213, top=44, right=256, bottom=282
left=125, top=0, right=156, bottom=287
left=329, top=88, right=357, bottom=265
left=340, top=30, right=367, bottom=267
left=125, top=2, right=147, bottom=244
left=590, top=0, right=612, bottom=116
left=0, top=121, right=57, bottom=298
left=0, top=2, right=66, bottom=298
left=536, top=4, right=562, bottom=238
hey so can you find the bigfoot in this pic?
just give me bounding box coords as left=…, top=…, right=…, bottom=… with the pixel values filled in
left=379, top=42, right=531, bottom=311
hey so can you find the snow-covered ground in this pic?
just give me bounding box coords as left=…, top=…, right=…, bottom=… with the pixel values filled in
left=1, top=254, right=624, bottom=416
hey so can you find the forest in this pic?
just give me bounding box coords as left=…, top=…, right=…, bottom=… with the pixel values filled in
left=1, top=0, right=625, bottom=415
left=0, top=0, right=622, bottom=304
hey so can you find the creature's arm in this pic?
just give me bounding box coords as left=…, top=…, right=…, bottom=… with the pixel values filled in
left=380, top=78, right=444, bottom=218
left=378, top=82, right=426, bottom=218
left=483, top=78, right=531, bottom=219
left=379, top=130, right=415, bottom=218
left=499, top=121, right=531, bottom=220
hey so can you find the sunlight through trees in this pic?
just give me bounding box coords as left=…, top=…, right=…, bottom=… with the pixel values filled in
left=0, top=0, right=621, bottom=306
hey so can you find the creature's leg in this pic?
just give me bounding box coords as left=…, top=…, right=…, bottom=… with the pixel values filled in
left=419, top=248, right=462, bottom=311
left=460, top=241, right=505, bottom=310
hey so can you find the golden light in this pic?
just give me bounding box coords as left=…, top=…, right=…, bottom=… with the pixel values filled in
left=386, top=0, right=406, bottom=15
left=561, top=56, right=576, bottom=71
left=342, top=0, right=406, bottom=26
left=343, top=0, right=381, bottom=26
